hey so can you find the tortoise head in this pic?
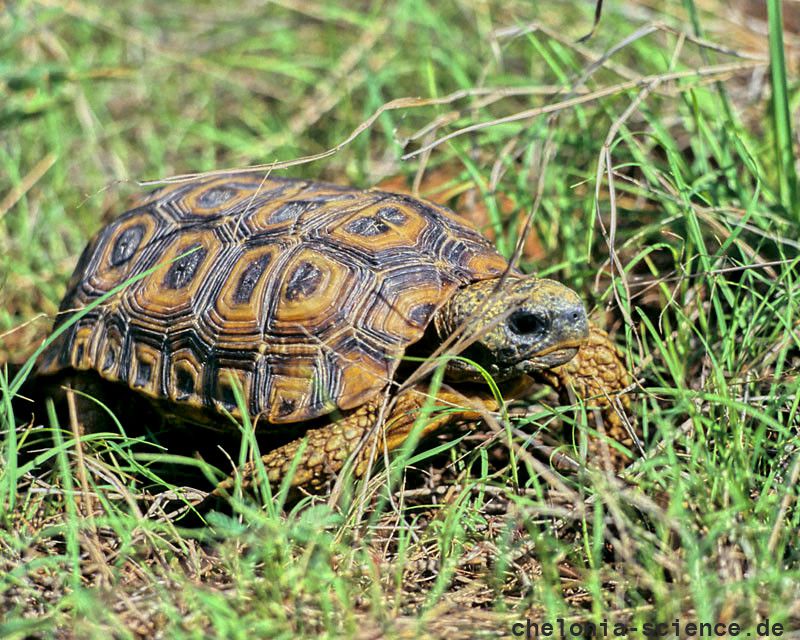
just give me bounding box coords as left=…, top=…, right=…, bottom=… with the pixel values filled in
left=433, top=276, right=589, bottom=382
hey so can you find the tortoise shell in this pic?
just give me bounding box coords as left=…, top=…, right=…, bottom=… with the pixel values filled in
left=39, top=174, right=513, bottom=424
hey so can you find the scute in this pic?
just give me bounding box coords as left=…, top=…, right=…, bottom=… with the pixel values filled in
left=39, top=173, right=515, bottom=425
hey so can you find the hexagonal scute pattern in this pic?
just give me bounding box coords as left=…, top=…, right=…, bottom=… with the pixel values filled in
left=39, top=173, right=514, bottom=425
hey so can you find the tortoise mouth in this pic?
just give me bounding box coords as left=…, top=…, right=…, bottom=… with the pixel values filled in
left=519, top=339, right=583, bottom=368
left=470, top=340, right=582, bottom=370
left=528, top=346, right=579, bottom=369
left=441, top=341, right=581, bottom=383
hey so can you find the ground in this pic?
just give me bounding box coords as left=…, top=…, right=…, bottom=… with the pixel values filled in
left=1, top=1, right=799, bottom=638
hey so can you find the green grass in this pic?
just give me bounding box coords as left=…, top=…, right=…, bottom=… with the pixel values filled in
left=768, top=0, right=800, bottom=215
left=2, top=0, right=800, bottom=637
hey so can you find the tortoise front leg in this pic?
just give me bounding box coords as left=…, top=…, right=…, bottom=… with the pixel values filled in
left=547, top=324, right=637, bottom=462
left=214, top=386, right=485, bottom=494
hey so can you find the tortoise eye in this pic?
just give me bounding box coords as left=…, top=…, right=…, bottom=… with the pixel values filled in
left=508, top=310, right=549, bottom=338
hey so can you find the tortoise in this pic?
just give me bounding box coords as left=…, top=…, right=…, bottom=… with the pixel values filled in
left=34, top=173, right=631, bottom=490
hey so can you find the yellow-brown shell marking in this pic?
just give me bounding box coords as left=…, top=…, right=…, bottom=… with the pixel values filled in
left=39, top=174, right=512, bottom=424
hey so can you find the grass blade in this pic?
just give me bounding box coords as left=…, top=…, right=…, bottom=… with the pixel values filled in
left=767, top=0, right=799, bottom=215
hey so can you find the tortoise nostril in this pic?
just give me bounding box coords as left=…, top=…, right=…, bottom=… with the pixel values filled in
left=508, top=310, right=549, bottom=337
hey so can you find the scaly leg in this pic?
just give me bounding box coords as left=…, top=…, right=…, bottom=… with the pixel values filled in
left=214, top=385, right=488, bottom=494
left=215, top=327, right=636, bottom=494
left=547, top=324, right=637, bottom=465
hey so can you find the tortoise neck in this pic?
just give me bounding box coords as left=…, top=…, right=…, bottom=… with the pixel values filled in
left=433, top=277, right=518, bottom=340
left=431, top=277, right=520, bottom=383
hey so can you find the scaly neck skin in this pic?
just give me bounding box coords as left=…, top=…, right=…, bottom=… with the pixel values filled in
left=433, top=275, right=589, bottom=382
